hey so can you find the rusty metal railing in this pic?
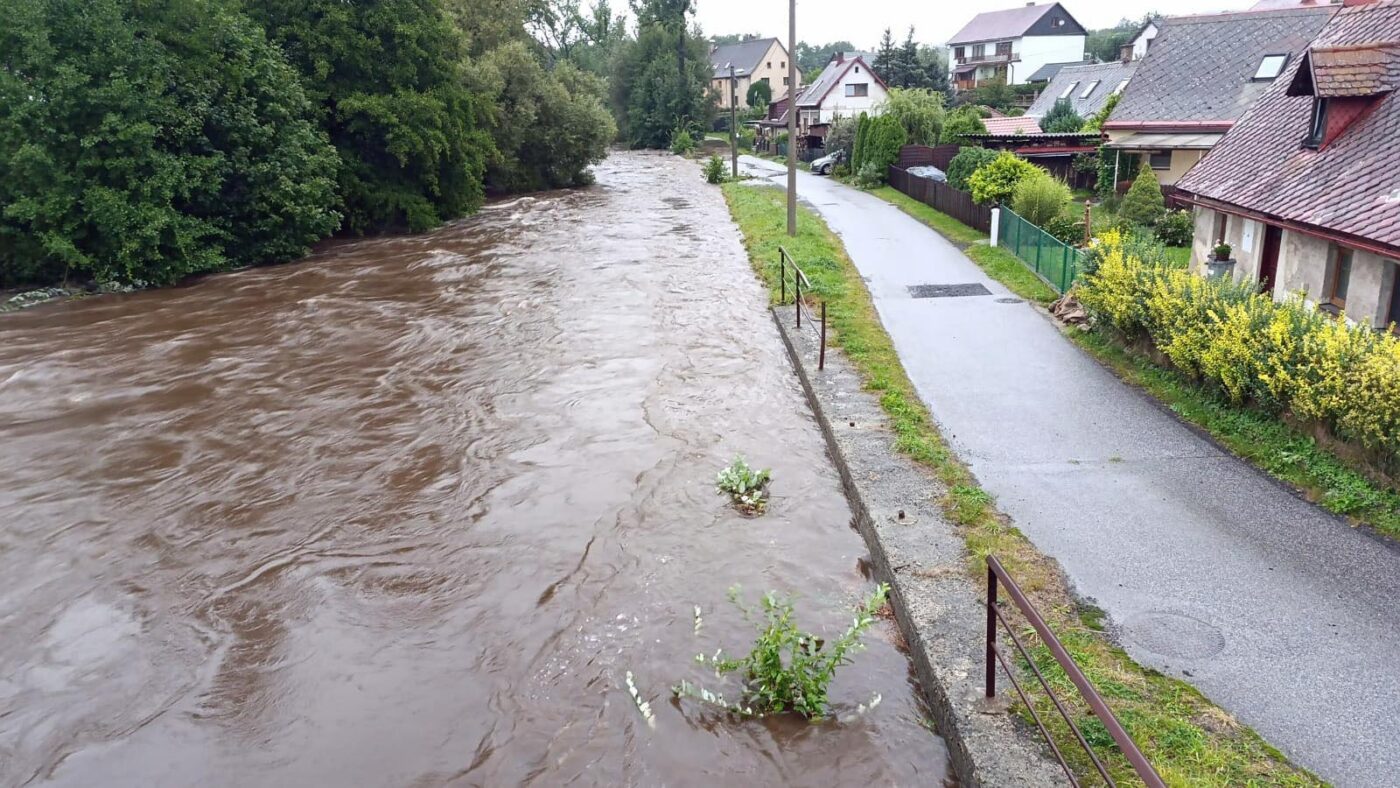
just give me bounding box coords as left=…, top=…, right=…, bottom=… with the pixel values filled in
left=986, top=555, right=1166, bottom=788
left=778, top=246, right=826, bottom=370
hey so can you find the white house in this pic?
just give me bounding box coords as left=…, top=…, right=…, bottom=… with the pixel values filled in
left=1125, top=18, right=1160, bottom=61
left=947, top=2, right=1088, bottom=91
left=792, top=53, right=889, bottom=152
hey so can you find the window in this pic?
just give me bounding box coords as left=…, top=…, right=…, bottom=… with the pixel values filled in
left=1254, top=54, right=1288, bottom=81
left=954, top=46, right=966, bottom=61
left=1080, top=80, right=1100, bottom=99
left=1305, top=98, right=1329, bottom=148
left=1149, top=150, right=1172, bottom=170
left=845, top=83, right=869, bottom=97
left=1213, top=212, right=1229, bottom=246
left=1113, top=79, right=1130, bottom=95
left=780, top=61, right=785, bottom=69
left=1325, top=244, right=1353, bottom=308
left=972, top=44, right=986, bottom=58
left=760, top=76, right=770, bottom=84
left=783, top=77, right=790, bottom=85
left=1060, top=81, right=1080, bottom=99
left=767, top=61, right=772, bottom=69
left=996, top=41, right=1012, bottom=57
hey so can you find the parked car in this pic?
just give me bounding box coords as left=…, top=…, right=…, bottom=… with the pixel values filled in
left=811, top=150, right=845, bottom=175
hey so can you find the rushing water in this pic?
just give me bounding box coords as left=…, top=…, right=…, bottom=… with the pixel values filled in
left=0, top=151, right=951, bottom=786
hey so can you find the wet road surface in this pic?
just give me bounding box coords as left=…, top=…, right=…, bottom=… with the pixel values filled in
left=0, top=151, right=951, bottom=786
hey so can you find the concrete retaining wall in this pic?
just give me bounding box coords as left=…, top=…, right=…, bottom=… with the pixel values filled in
left=771, top=306, right=1065, bottom=788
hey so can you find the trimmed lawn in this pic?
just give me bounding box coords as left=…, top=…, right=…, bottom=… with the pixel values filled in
left=720, top=181, right=1320, bottom=787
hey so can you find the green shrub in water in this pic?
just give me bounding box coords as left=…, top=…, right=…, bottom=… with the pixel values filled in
left=716, top=456, right=770, bottom=513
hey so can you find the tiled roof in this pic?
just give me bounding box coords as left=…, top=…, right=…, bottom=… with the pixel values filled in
left=1176, top=0, right=1400, bottom=250
left=1027, top=59, right=1094, bottom=82
left=1107, top=6, right=1336, bottom=127
left=1309, top=44, right=1400, bottom=97
left=983, top=115, right=1043, bottom=134
left=1027, top=60, right=1138, bottom=118
left=948, top=2, right=1081, bottom=45
left=794, top=55, right=883, bottom=107
left=710, top=38, right=780, bottom=78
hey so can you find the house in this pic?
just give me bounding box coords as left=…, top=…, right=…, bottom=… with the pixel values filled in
left=709, top=38, right=798, bottom=111
left=1026, top=59, right=1094, bottom=85
left=1175, top=0, right=1400, bottom=328
left=1101, top=6, right=1336, bottom=187
left=792, top=53, right=889, bottom=152
left=947, top=2, right=1088, bottom=90
left=1123, top=18, right=1161, bottom=61
left=1025, top=59, right=1138, bottom=120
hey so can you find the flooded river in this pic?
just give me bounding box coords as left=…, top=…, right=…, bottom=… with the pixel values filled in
left=0, top=151, right=950, bottom=785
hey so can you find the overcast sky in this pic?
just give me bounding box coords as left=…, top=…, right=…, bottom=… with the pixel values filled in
left=690, top=0, right=1256, bottom=50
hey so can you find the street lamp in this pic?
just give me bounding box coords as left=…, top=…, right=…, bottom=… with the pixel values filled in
left=727, top=63, right=748, bottom=180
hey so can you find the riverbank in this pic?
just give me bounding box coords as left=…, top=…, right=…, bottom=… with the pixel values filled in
left=720, top=177, right=1326, bottom=785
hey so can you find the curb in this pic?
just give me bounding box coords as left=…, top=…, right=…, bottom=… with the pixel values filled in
left=771, top=305, right=1066, bottom=788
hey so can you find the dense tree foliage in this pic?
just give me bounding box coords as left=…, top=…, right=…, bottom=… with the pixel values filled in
left=947, top=147, right=998, bottom=191
left=872, top=28, right=950, bottom=93
left=746, top=80, right=773, bottom=109
left=243, top=0, right=492, bottom=233
left=0, top=0, right=340, bottom=288
left=796, top=41, right=857, bottom=82
left=1086, top=15, right=1156, bottom=63
left=940, top=107, right=989, bottom=143
left=883, top=89, right=946, bottom=146
left=611, top=0, right=712, bottom=148
left=1041, top=99, right=1085, bottom=134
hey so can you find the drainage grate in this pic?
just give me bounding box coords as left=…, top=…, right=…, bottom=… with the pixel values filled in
left=995, top=297, right=1024, bottom=304
left=908, top=283, right=992, bottom=299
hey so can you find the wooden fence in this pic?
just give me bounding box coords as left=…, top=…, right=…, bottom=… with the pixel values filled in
left=888, top=166, right=993, bottom=234
left=897, top=144, right=961, bottom=171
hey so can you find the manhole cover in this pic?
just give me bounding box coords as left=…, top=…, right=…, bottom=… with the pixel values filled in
left=1122, top=610, right=1225, bottom=660
left=908, top=283, right=991, bottom=299
left=995, top=297, right=1024, bottom=304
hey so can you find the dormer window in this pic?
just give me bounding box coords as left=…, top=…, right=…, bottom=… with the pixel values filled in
left=1060, top=81, right=1079, bottom=100
left=1254, top=54, right=1288, bottom=81
left=1305, top=97, right=1329, bottom=148
left=1080, top=80, right=1100, bottom=99
left=1113, top=79, right=1130, bottom=95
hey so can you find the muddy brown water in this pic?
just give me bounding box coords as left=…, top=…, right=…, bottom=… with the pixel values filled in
left=0, top=151, right=952, bottom=786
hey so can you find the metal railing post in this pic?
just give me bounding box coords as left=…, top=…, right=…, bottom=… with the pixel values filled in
left=819, top=302, right=827, bottom=371
left=780, top=252, right=786, bottom=303
left=986, top=563, right=998, bottom=698
left=795, top=273, right=801, bottom=328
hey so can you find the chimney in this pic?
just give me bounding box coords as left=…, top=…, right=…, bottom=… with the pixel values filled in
left=837, top=52, right=845, bottom=63
left=1120, top=42, right=1134, bottom=63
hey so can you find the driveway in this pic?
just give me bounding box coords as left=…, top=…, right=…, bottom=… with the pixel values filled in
left=740, top=155, right=1400, bottom=786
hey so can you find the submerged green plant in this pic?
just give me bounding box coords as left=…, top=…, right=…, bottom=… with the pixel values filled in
left=716, top=456, right=771, bottom=514
left=674, top=583, right=890, bottom=719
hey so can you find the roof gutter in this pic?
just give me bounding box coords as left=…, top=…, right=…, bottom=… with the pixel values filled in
left=1102, top=120, right=1234, bottom=133
left=1176, top=192, right=1400, bottom=261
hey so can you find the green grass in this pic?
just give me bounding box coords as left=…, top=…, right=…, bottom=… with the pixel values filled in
left=1073, top=329, right=1400, bottom=540
left=870, top=186, right=1059, bottom=305
left=1164, top=245, right=1192, bottom=267
left=720, top=181, right=1319, bottom=787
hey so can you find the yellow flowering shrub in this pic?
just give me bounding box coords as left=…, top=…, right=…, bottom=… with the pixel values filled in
left=1077, top=231, right=1400, bottom=460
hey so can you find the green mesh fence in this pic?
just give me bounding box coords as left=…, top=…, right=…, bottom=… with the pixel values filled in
left=997, top=206, right=1084, bottom=294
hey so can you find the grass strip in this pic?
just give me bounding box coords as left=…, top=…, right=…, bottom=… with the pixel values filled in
left=720, top=180, right=1319, bottom=787
left=1073, top=329, right=1400, bottom=540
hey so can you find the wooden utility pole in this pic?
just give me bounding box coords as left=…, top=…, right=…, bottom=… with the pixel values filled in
left=729, top=65, right=740, bottom=179
left=786, top=0, right=797, bottom=236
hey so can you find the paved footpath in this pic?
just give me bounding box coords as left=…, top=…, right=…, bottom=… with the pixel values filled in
left=740, top=156, right=1400, bottom=785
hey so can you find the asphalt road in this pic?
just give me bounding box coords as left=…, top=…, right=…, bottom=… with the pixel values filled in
left=740, top=155, right=1400, bottom=786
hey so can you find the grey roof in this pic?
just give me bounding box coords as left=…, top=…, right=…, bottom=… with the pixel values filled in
left=948, top=2, right=1085, bottom=45
left=1027, top=60, right=1138, bottom=118
left=794, top=54, right=880, bottom=107
left=1107, top=7, right=1336, bottom=126
left=709, top=38, right=780, bottom=78
left=1027, top=59, right=1094, bottom=83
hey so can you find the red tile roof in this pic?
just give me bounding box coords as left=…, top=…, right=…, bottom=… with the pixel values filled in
left=1175, top=0, right=1400, bottom=252
left=982, top=115, right=1043, bottom=135
left=1309, top=44, right=1400, bottom=96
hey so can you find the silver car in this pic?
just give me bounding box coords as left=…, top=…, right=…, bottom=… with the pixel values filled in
left=811, top=150, right=846, bottom=175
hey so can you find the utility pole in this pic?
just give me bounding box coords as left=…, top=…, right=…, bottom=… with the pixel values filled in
left=729, top=64, right=740, bottom=179
left=786, top=0, right=797, bottom=236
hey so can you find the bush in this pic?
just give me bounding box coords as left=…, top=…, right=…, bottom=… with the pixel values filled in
left=967, top=152, right=1041, bottom=205
left=1041, top=98, right=1084, bottom=134
left=946, top=147, right=998, bottom=191
left=825, top=115, right=856, bottom=162
left=1012, top=172, right=1073, bottom=226
left=704, top=156, right=727, bottom=184
left=670, top=127, right=697, bottom=156
left=832, top=163, right=850, bottom=179
left=1078, top=230, right=1400, bottom=458
left=851, top=114, right=905, bottom=186
left=0, top=0, right=341, bottom=288
left=852, top=113, right=870, bottom=171
left=1155, top=210, right=1195, bottom=247
left=1120, top=165, right=1166, bottom=227
left=1043, top=213, right=1085, bottom=246
left=884, top=88, right=946, bottom=146
left=941, top=107, right=988, bottom=143
left=674, top=583, right=889, bottom=718
left=715, top=456, right=769, bottom=512
left=853, top=162, right=884, bottom=190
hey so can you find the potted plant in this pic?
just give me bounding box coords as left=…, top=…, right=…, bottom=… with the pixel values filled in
left=1205, top=240, right=1236, bottom=279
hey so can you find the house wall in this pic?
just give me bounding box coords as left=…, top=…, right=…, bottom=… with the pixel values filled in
left=1130, top=22, right=1158, bottom=60
left=1015, top=35, right=1086, bottom=86
left=1194, top=207, right=1400, bottom=328
left=712, top=74, right=753, bottom=110
left=817, top=62, right=888, bottom=124
left=714, top=40, right=793, bottom=110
